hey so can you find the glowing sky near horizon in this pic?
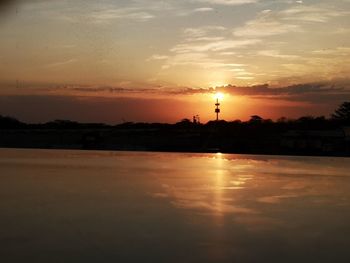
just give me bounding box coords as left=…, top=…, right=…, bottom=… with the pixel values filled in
left=0, top=0, right=349, bottom=123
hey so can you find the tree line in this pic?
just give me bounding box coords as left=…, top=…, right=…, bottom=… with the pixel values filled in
left=1, top=102, right=350, bottom=129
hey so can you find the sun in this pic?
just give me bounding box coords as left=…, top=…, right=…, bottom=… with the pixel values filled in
left=214, top=92, right=224, bottom=101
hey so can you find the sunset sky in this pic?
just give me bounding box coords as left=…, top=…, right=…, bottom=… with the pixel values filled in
left=0, top=0, right=349, bottom=123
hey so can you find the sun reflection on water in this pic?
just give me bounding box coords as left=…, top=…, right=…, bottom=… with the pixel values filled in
left=146, top=152, right=350, bottom=233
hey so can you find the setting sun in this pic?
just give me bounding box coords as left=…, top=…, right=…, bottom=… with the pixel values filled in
left=214, top=92, right=225, bottom=101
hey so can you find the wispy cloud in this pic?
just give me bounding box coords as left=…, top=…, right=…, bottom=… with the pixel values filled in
left=233, top=4, right=349, bottom=37
left=233, top=10, right=300, bottom=37
left=184, top=26, right=226, bottom=37
left=147, top=55, right=170, bottom=61
left=171, top=39, right=260, bottom=53
left=22, top=1, right=164, bottom=23
left=161, top=52, right=227, bottom=69
left=160, top=25, right=259, bottom=72
left=29, top=1, right=215, bottom=23
left=257, top=50, right=300, bottom=59
left=45, top=59, right=77, bottom=68
left=183, top=26, right=226, bottom=42
left=311, top=47, right=350, bottom=56
left=280, top=5, right=349, bottom=23
left=177, top=6, right=215, bottom=16
left=216, top=83, right=348, bottom=96
left=193, top=7, right=214, bottom=12
left=89, top=8, right=155, bottom=23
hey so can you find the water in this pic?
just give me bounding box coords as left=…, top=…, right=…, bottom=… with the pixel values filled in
left=0, top=149, right=350, bottom=263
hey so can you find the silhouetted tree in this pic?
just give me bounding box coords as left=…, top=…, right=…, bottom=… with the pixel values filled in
left=277, top=117, right=287, bottom=123
left=249, top=115, right=263, bottom=123
left=175, top=118, right=193, bottom=128
left=44, top=119, right=81, bottom=129
left=332, top=102, right=350, bottom=123
left=179, top=118, right=191, bottom=123
left=0, top=115, right=25, bottom=128
left=263, top=118, right=273, bottom=124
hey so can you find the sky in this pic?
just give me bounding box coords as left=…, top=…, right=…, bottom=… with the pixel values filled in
left=0, top=0, right=349, bottom=123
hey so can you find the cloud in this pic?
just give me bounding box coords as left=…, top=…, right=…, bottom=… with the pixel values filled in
left=45, top=59, right=78, bottom=68
left=233, top=11, right=301, bottom=37
left=280, top=5, right=349, bottom=23
left=184, top=26, right=226, bottom=37
left=160, top=51, right=247, bottom=71
left=147, top=55, right=170, bottom=61
left=257, top=50, right=300, bottom=59
left=215, top=82, right=350, bottom=98
left=89, top=8, right=155, bottom=23
left=178, top=6, right=215, bottom=16
left=66, top=85, right=157, bottom=94
left=234, top=20, right=300, bottom=37
left=311, top=47, right=350, bottom=56
left=160, top=24, right=260, bottom=71
left=39, top=81, right=350, bottom=98
left=233, top=4, right=349, bottom=37
left=162, top=52, right=213, bottom=67
left=193, top=7, right=214, bottom=12
left=182, top=26, right=226, bottom=42
left=171, top=39, right=260, bottom=53
left=13, top=1, right=161, bottom=23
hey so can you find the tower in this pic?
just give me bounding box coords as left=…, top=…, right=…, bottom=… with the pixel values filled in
left=215, top=98, right=220, bottom=121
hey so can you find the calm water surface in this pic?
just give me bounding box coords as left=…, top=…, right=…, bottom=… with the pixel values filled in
left=0, top=149, right=350, bottom=262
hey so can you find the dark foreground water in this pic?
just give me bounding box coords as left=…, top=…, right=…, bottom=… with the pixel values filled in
left=0, top=149, right=350, bottom=263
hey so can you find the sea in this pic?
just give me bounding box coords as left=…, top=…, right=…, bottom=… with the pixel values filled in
left=0, top=148, right=350, bottom=262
